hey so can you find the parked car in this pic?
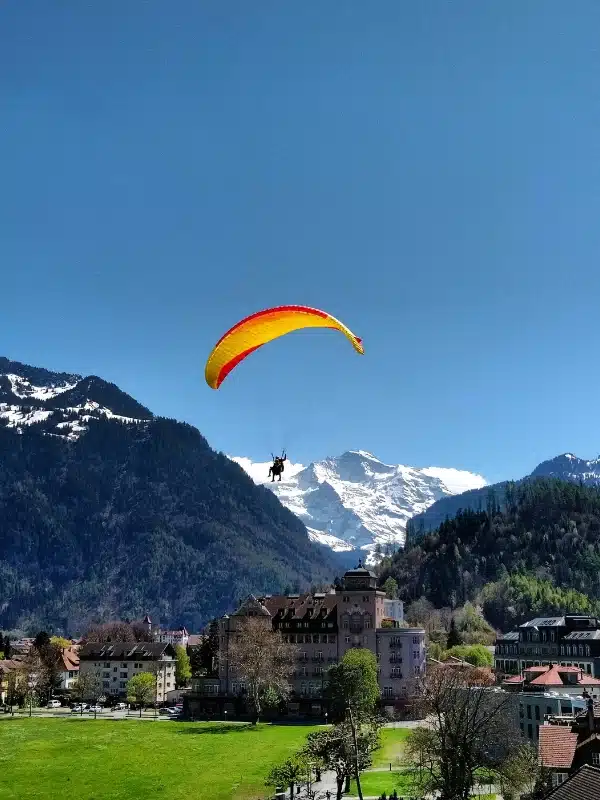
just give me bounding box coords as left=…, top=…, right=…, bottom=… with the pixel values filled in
left=113, top=703, right=128, bottom=711
left=71, top=704, right=88, bottom=713
left=47, top=700, right=62, bottom=709
left=159, top=707, right=181, bottom=716
left=88, top=705, right=104, bottom=713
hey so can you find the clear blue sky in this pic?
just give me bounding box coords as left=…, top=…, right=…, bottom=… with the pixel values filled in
left=2, top=1, right=600, bottom=484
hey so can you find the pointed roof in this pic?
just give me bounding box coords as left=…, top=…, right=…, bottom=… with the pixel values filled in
left=542, top=765, right=600, bottom=800
left=232, top=595, right=272, bottom=618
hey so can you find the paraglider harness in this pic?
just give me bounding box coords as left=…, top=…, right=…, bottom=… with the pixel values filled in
left=269, top=452, right=286, bottom=482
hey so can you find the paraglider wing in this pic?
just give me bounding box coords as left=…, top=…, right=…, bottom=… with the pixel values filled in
left=205, top=304, right=364, bottom=389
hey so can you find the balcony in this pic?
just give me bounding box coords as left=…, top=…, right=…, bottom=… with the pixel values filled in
left=312, top=656, right=324, bottom=663
left=389, top=656, right=403, bottom=664
left=389, top=641, right=403, bottom=649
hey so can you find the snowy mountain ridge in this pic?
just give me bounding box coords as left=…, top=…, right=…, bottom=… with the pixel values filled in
left=230, top=450, right=487, bottom=559
left=0, top=357, right=152, bottom=441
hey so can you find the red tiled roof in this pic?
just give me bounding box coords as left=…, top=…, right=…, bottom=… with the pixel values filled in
left=528, top=664, right=600, bottom=686
left=61, top=647, right=80, bottom=672
left=539, top=725, right=578, bottom=769
left=503, top=675, right=524, bottom=684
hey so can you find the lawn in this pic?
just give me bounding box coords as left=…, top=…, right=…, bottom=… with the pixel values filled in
left=0, top=718, right=319, bottom=800
left=371, top=728, right=411, bottom=768
left=349, top=770, right=417, bottom=796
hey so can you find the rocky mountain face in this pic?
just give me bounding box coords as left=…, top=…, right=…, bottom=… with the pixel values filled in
left=231, top=451, right=487, bottom=559
left=0, top=357, right=336, bottom=634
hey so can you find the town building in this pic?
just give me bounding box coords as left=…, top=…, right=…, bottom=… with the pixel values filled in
left=78, top=642, right=176, bottom=702
left=539, top=765, right=600, bottom=800
left=539, top=699, right=600, bottom=788
left=494, top=616, right=600, bottom=678
left=154, top=628, right=189, bottom=648
left=0, top=660, right=24, bottom=705
left=59, top=647, right=80, bottom=690
left=188, top=563, right=425, bottom=718
left=383, top=598, right=404, bottom=625
left=502, top=664, right=600, bottom=743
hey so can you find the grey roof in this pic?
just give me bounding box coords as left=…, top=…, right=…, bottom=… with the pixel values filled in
left=519, top=617, right=566, bottom=628
left=543, top=765, right=600, bottom=800
left=564, top=630, right=600, bottom=640
left=496, top=631, right=520, bottom=641
left=344, top=559, right=376, bottom=578
left=78, top=642, right=175, bottom=660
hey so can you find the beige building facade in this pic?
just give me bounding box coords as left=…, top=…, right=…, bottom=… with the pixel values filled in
left=210, top=564, right=426, bottom=709
left=78, top=642, right=176, bottom=702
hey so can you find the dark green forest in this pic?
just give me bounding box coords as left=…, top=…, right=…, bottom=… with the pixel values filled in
left=0, top=387, right=335, bottom=634
left=381, top=478, right=600, bottom=630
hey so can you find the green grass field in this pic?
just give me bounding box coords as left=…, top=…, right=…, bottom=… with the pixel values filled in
left=0, top=719, right=319, bottom=800
left=371, top=728, right=411, bottom=767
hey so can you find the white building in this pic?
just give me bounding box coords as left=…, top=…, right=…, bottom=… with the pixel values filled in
left=518, top=691, right=588, bottom=743
left=383, top=598, right=404, bottom=624
left=59, top=647, right=80, bottom=690
left=155, top=628, right=189, bottom=648
left=78, top=642, right=176, bottom=702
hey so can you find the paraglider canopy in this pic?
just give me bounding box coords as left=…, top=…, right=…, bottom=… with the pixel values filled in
left=204, top=304, right=364, bottom=389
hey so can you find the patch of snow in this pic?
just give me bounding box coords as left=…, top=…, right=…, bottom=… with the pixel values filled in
left=6, top=374, right=78, bottom=401
left=306, top=528, right=354, bottom=552
left=0, top=404, right=53, bottom=427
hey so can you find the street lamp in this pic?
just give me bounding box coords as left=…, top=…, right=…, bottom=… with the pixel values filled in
left=27, top=675, right=37, bottom=718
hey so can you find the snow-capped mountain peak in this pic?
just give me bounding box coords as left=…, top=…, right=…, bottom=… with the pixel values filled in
left=0, top=357, right=152, bottom=441
left=231, top=451, right=487, bottom=559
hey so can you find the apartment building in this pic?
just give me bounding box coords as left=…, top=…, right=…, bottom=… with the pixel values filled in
left=494, top=616, right=600, bottom=678
left=191, top=563, right=425, bottom=716
left=78, top=642, right=176, bottom=702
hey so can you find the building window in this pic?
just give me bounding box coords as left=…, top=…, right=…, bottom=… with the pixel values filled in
left=383, top=687, right=393, bottom=698
left=104, top=662, right=110, bottom=668
left=120, top=673, right=128, bottom=679
left=345, top=637, right=350, bottom=644
left=535, top=706, right=540, bottom=721
left=527, top=705, right=532, bottom=719
left=527, top=724, right=533, bottom=739
left=343, top=596, right=349, bottom=602
left=593, top=753, right=600, bottom=767
left=362, top=596, right=368, bottom=602
left=586, top=645, right=591, bottom=656
left=413, top=651, right=419, bottom=660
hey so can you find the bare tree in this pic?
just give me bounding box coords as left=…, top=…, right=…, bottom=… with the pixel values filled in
left=223, top=615, right=295, bottom=724
left=406, top=664, right=521, bottom=800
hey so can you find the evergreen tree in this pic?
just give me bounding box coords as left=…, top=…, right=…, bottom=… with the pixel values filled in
left=447, top=618, right=462, bottom=648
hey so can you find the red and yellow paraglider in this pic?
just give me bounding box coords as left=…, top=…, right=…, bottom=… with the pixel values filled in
left=205, top=304, right=364, bottom=389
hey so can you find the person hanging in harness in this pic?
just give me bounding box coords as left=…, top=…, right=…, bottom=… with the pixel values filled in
left=268, top=452, right=286, bottom=482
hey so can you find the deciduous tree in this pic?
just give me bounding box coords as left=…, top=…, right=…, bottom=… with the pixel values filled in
left=326, top=648, right=380, bottom=722
left=224, top=615, right=294, bottom=725
left=302, top=717, right=381, bottom=800
left=265, top=755, right=311, bottom=800
left=126, top=672, right=156, bottom=717
left=174, top=645, right=192, bottom=688
left=405, top=664, right=521, bottom=800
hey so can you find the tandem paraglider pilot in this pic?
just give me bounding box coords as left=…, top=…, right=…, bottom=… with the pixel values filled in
left=268, top=453, right=286, bottom=482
